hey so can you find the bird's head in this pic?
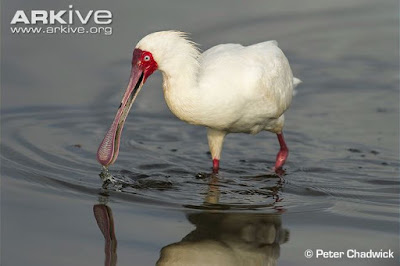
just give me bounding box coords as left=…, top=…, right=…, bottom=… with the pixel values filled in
left=97, top=31, right=199, bottom=166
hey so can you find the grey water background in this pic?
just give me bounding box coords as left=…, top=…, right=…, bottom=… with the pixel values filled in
left=1, top=0, right=399, bottom=265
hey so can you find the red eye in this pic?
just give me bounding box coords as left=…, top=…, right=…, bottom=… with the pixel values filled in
left=144, top=55, right=151, bottom=61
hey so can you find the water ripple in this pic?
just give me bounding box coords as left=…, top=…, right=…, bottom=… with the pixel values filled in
left=1, top=106, right=398, bottom=218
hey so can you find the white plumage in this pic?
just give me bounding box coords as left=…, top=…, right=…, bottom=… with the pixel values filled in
left=98, top=31, right=301, bottom=173
left=137, top=32, right=298, bottom=132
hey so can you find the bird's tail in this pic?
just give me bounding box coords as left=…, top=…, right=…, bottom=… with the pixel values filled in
left=293, top=77, right=302, bottom=88
left=293, top=77, right=302, bottom=96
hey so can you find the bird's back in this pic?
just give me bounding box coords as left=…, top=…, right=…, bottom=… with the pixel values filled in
left=197, top=41, right=295, bottom=133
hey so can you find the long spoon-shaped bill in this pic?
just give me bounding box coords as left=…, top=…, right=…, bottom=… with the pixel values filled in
left=97, top=66, right=144, bottom=166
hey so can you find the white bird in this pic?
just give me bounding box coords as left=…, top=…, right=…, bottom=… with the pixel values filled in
left=97, top=31, right=301, bottom=174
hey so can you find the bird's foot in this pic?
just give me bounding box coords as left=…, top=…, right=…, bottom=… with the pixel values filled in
left=274, top=167, right=286, bottom=177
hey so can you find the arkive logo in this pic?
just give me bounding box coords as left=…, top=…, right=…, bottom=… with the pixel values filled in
left=11, top=5, right=112, bottom=25
left=10, top=5, right=113, bottom=35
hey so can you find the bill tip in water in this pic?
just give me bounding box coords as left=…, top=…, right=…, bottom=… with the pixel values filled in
left=99, top=166, right=116, bottom=185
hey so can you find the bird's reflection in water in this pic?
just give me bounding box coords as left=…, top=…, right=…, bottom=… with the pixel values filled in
left=157, top=174, right=289, bottom=266
left=93, top=174, right=289, bottom=266
left=93, top=201, right=117, bottom=266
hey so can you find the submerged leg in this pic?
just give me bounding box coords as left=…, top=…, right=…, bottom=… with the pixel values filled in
left=212, top=158, right=220, bottom=173
left=274, top=132, right=289, bottom=172
left=207, top=128, right=226, bottom=173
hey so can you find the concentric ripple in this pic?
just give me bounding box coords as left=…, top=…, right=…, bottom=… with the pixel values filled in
left=1, top=106, right=399, bottom=217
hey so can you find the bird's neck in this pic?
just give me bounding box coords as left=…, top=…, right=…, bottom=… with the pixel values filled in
left=161, top=57, right=203, bottom=124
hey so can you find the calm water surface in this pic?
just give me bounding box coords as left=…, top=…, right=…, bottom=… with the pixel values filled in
left=1, top=0, right=399, bottom=265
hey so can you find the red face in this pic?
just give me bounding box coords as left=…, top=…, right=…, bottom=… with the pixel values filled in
left=132, top=48, right=158, bottom=82
left=96, top=48, right=158, bottom=166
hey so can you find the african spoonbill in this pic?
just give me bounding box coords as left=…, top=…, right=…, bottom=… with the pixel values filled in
left=97, top=31, right=301, bottom=173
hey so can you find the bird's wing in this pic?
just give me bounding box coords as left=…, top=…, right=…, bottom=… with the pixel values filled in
left=198, top=43, right=262, bottom=99
left=252, top=41, right=302, bottom=93
left=198, top=41, right=278, bottom=66
left=198, top=41, right=292, bottom=96
left=199, top=43, right=244, bottom=62
left=248, top=40, right=278, bottom=49
left=196, top=41, right=295, bottom=121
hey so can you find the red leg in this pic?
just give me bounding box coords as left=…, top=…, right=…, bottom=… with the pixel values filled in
left=274, top=133, right=289, bottom=172
left=213, top=159, right=220, bottom=173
